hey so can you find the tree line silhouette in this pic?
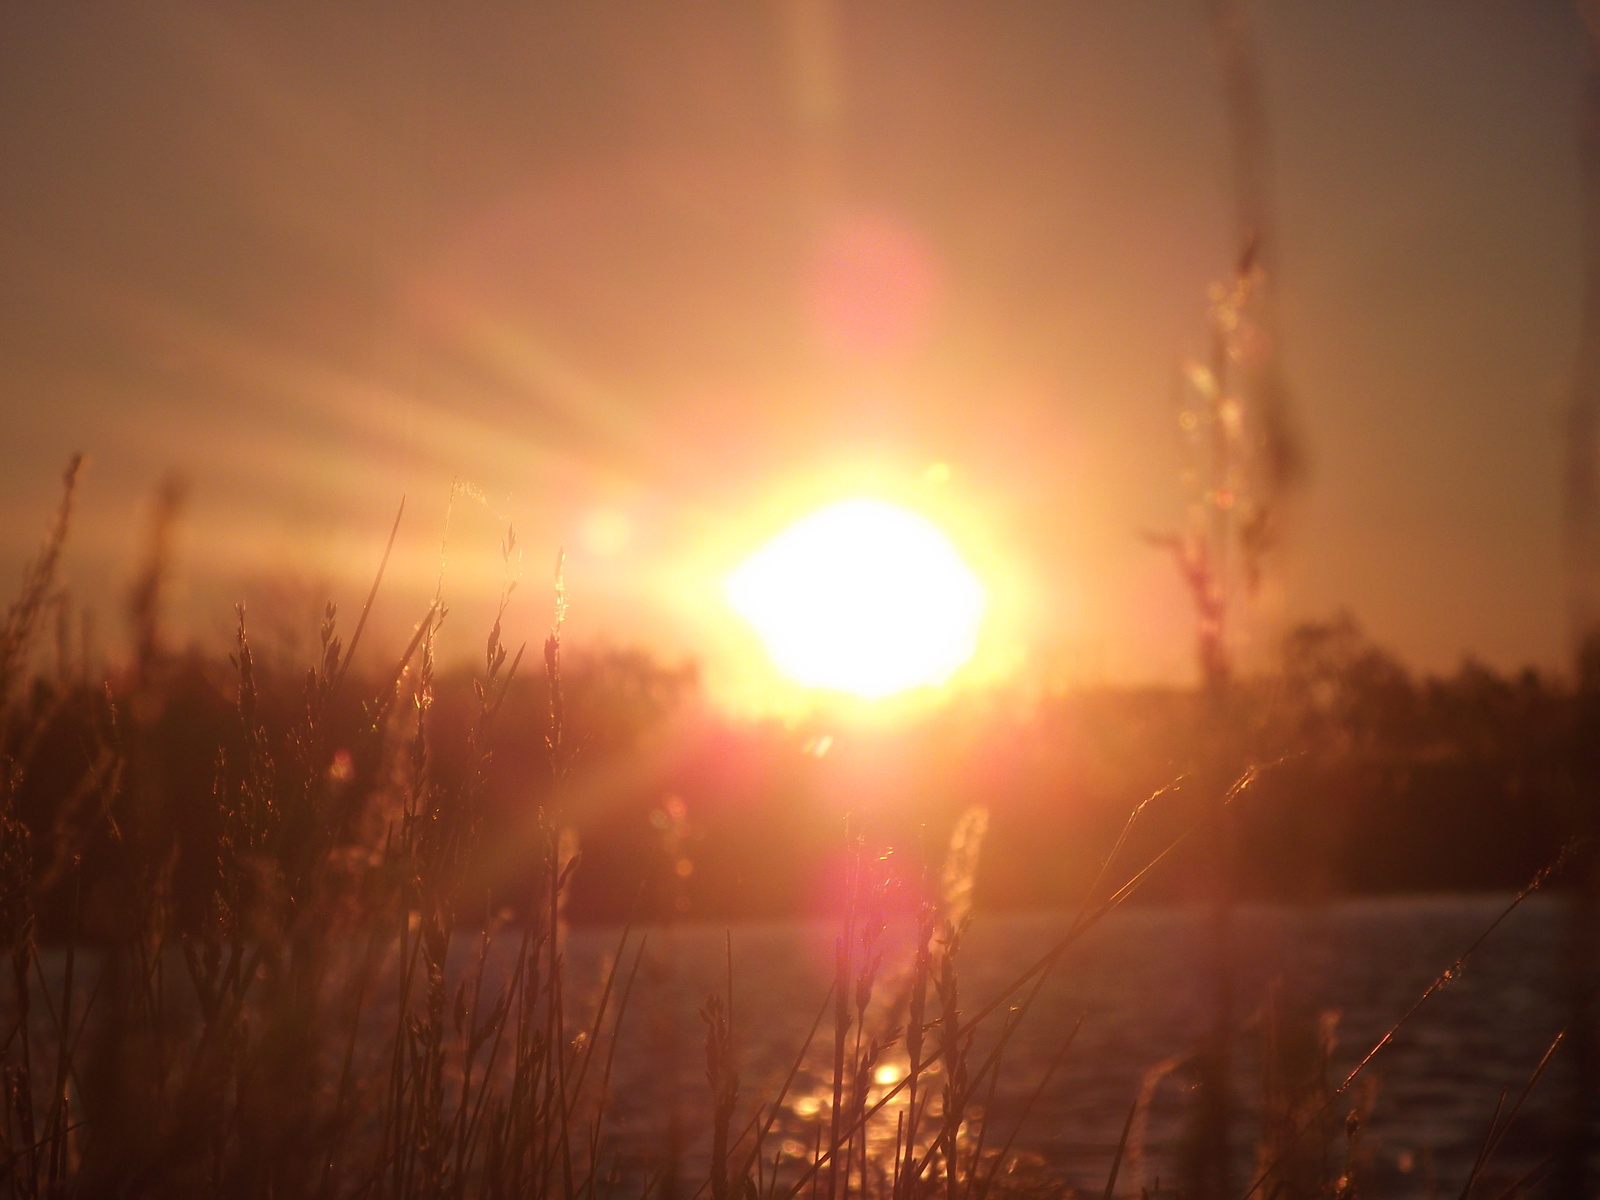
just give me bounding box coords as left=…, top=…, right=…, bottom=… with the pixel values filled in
left=5, top=611, right=1595, bottom=939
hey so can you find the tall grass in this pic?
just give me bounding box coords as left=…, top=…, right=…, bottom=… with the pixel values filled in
left=0, top=464, right=1566, bottom=1199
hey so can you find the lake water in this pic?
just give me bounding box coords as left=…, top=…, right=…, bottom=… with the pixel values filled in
left=565, top=894, right=1579, bottom=1198
left=13, top=894, right=1584, bottom=1197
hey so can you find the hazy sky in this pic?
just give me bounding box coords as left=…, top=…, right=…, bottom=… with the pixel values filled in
left=0, top=2, right=1589, bottom=689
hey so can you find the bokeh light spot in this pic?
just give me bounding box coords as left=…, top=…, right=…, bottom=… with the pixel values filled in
left=805, top=213, right=943, bottom=357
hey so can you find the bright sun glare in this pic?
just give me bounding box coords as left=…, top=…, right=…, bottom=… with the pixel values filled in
left=724, top=498, right=986, bottom=699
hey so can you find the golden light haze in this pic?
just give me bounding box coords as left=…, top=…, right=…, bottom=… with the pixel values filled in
left=0, top=3, right=1584, bottom=687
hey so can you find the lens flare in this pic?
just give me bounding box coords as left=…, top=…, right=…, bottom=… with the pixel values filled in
left=725, top=498, right=985, bottom=698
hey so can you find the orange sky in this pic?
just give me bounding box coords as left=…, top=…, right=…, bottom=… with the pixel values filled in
left=0, top=2, right=1588, bottom=688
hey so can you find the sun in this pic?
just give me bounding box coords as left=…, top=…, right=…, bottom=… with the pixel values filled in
left=724, top=498, right=986, bottom=699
